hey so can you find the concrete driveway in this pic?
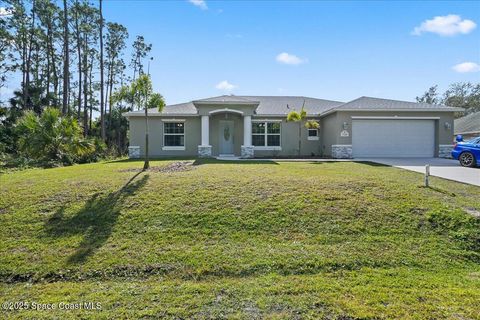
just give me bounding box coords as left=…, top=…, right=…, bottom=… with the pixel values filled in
left=359, top=158, right=480, bottom=186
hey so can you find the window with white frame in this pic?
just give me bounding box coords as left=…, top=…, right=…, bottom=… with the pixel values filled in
left=164, top=122, right=185, bottom=147
left=308, top=128, right=319, bottom=140
left=252, top=121, right=281, bottom=147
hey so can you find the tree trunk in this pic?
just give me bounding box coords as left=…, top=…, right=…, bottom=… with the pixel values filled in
left=104, top=62, right=110, bottom=140
left=89, top=55, right=93, bottom=131
left=46, top=24, right=51, bottom=97
left=99, top=0, right=105, bottom=140
left=74, top=1, right=82, bottom=121
left=83, top=34, right=89, bottom=136
left=62, top=0, right=69, bottom=115
left=298, top=121, right=302, bottom=156
left=143, top=104, right=149, bottom=170
left=108, top=61, right=114, bottom=140
left=24, top=0, right=36, bottom=109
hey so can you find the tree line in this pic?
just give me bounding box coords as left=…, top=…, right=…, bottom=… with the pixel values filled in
left=0, top=0, right=159, bottom=168
left=416, top=82, right=480, bottom=117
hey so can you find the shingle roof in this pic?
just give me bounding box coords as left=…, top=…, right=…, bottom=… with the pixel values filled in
left=242, top=96, right=344, bottom=115
left=454, top=112, right=480, bottom=134
left=193, top=95, right=258, bottom=103
left=331, top=96, right=463, bottom=111
left=125, top=95, right=463, bottom=117
left=125, top=95, right=343, bottom=116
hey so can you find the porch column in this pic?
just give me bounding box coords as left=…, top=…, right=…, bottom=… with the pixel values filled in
left=198, top=115, right=212, bottom=157
left=241, top=115, right=254, bottom=158
left=201, top=115, right=209, bottom=146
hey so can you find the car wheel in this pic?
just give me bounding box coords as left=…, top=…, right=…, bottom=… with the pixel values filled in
left=459, top=152, right=476, bottom=168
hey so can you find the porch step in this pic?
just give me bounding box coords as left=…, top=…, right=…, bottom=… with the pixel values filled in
left=216, top=155, right=240, bottom=161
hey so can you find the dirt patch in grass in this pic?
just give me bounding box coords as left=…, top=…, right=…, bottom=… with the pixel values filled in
left=119, top=161, right=195, bottom=173
left=464, top=207, right=480, bottom=218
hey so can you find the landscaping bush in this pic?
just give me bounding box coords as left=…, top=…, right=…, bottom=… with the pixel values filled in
left=15, top=108, right=95, bottom=166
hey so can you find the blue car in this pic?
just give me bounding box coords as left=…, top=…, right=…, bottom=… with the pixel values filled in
left=451, top=135, right=480, bottom=167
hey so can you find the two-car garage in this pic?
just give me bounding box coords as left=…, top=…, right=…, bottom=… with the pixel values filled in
left=352, top=118, right=436, bottom=158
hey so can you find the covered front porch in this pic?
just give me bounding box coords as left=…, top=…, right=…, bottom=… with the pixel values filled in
left=197, top=108, right=254, bottom=158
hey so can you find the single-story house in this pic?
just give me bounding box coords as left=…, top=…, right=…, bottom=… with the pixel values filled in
left=454, top=112, right=480, bottom=140
left=125, top=95, right=462, bottom=159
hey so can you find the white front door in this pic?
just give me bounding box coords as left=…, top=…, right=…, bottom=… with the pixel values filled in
left=219, top=120, right=234, bottom=155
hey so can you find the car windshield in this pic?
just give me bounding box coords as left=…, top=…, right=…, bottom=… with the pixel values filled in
left=465, top=137, right=480, bottom=144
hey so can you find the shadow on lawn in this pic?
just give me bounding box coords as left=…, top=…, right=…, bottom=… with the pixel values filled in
left=353, top=161, right=390, bottom=167
left=45, top=172, right=149, bottom=264
left=192, top=159, right=279, bottom=166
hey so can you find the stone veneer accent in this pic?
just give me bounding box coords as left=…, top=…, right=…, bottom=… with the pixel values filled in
left=241, top=145, right=254, bottom=159
left=128, top=146, right=140, bottom=159
left=332, top=145, right=353, bottom=159
left=198, top=145, right=212, bottom=158
left=438, top=145, right=453, bottom=158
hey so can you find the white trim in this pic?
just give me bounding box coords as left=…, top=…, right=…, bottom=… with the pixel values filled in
left=252, top=119, right=283, bottom=123
left=307, top=128, right=319, bottom=141
left=321, top=108, right=461, bottom=117
left=125, top=113, right=197, bottom=117
left=332, top=144, right=352, bottom=147
left=162, top=146, right=186, bottom=151
left=439, top=144, right=454, bottom=147
left=209, top=108, right=244, bottom=115
left=161, top=118, right=186, bottom=122
left=351, top=116, right=440, bottom=120
left=455, top=130, right=480, bottom=135
left=243, top=115, right=252, bottom=147
left=254, top=146, right=282, bottom=151
left=194, top=100, right=259, bottom=105
left=253, top=114, right=320, bottom=117
left=163, top=121, right=186, bottom=150
left=201, top=115, right=209, bottom=146
left=252, top=121, right=282, bottom=149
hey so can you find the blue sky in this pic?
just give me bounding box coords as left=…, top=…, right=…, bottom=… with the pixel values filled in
left=2, top=0, right=480, bottom=105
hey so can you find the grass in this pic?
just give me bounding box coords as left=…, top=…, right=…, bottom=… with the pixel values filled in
left=0, top=159, right=479, bottom=319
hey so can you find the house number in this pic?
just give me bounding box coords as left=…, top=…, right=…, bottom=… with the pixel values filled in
left=340, top=130, right=349, bottom=137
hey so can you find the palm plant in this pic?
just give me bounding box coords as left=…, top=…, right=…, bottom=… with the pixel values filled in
left=112, top=74, right=165, bottom=170
left=16, top=107, right=94, bottom=164
left=286, top=100, right=320, bottom=156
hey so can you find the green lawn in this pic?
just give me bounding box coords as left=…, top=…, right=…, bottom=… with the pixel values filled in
left=1, top=159, right=479, bottom=319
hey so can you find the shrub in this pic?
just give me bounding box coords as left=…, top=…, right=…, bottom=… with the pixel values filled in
left=15, top=108, right=95, bottom=165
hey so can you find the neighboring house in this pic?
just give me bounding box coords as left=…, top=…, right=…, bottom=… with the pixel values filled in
left=454, top=112, right=480, bottom=140
left=125, top=95, right=462, bottom=159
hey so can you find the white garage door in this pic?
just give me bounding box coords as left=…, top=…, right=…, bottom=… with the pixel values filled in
left=352, top=119, right=435, bottom=158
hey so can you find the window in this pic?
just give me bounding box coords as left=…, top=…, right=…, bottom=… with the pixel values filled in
left=252, top=121, right=281, bottom=148
left=308, top=128, right=319, bottom=140
left=164, top=122, right=185, bottom=148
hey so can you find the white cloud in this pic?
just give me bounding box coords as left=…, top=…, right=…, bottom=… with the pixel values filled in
left=0, top=7, right=14, bottom=17
left=412, top=14, right=476, bottom=36
left=276, top=52, right=307, bottom=65
left=188, top=0, right=207, bottom=10
left=452, top=62, right=480, bottom=73
left=215, top=80, right=237, bottom=91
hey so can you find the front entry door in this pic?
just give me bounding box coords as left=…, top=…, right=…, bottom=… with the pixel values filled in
left=219, top=120, right=234, bottom=155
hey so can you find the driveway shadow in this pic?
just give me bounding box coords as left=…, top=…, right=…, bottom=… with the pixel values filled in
left=45, top=172, right=149, bottom=264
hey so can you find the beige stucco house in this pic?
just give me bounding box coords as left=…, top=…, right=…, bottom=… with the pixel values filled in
left=125, top=95, right=462, bottom=159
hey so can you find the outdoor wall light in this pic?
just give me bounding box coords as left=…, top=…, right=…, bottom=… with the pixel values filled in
left=444, top=122, right=451, bottom=130
left=342, top=122, right=349, bottom=130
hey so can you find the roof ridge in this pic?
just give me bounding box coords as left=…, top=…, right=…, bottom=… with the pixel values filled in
left=359, top=95, right=448, bottom=107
